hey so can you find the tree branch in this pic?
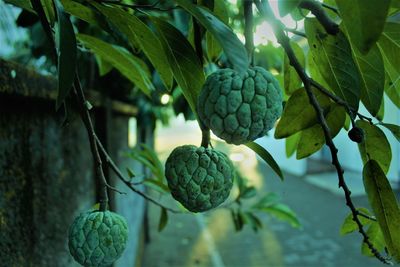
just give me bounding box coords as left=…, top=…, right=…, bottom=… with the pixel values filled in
left=94, top=135, right=183, bottom=213
left=255, top=0, right=391, bottom=264
left=73, top=77, right=109, bottom=211
left=299, top=0, right=339, bottom=35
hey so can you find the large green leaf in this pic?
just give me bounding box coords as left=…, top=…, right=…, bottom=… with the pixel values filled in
left=151, top=17, right=205, bottom=114
left=278, top=0, right=301, bottom=17
left=284, top=41, right=305, bottom=95
left=275, top=87, right=331, bottom=138
left=77, top=34, right=153, bottom=96
left=54, top=0, right=77, bottom=109
left=305, top=18, right=360, bottom=110
left=377, top=22, right=400, bottom=108
left=363, top=160, right=400, bottom=261
left=379, top=123, right=400, bottom=142
left=349, top=41, right=384, bottom=117
left=175, top=0, right=248, bottom=73
left=91, top=2, right=173, bottom=90
left=356, top=120, right=392, bottom=174
left=361, top=222, right=386, bottom=257
left=61, top=0, right=103, bottom=26
left=245, top=142, right=284, bottom=181
left=340, top=207, right=372, bottom=235
left=335, top=0, right=390, bottom=54
left=296, top=105, right=345, bottom=159
left=206, top=0, right=229, bottom=61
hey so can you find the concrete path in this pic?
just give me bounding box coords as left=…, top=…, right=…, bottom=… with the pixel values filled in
left=141, top=161, right=382, bottom=267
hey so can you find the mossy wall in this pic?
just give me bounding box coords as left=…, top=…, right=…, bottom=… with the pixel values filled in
left=0, top=59, right=146, bottom=267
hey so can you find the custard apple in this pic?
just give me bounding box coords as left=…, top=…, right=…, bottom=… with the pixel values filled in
left=68, top=210, right=128, bottom=267
left=165, top=145, right=234, bottom=212
left=197, top=67, right=283, bottom=145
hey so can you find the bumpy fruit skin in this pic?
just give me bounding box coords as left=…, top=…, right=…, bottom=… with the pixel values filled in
left=197, top=67, right=283, bottom=145
left=68, top=210, right=128, bottom=267
left=165, top=145, right=234, bottom=212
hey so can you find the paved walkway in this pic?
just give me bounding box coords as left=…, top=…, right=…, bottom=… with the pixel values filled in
left=141, top=160, right=381, bottom=267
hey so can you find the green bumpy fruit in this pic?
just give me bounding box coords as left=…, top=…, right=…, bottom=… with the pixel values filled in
left=68, top=210, right=128, bottom=267
left=197, top=67, right=283, bottom=145
left=165, top=145, right=234, bottom=212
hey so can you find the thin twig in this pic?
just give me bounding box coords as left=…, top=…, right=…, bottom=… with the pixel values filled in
left=73, top=77, right=109, bottom=211
left=255, top=0, right=391, bottom=264
left=284, top=27, right=307, bottom=38
left=299, top=0, right=339, bottom=35
left=357, top=211, right=377, bottom=222
left=94, top=135, right=183, bottom=213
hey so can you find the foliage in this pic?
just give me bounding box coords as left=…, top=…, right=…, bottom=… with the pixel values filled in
left=4, top=0, right=400, bottom=264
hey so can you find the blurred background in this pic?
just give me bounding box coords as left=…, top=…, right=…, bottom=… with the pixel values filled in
left=0, top=0, right=399, bottom=267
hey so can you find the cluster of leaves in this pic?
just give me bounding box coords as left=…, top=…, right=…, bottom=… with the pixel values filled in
left=126, top=144, right=299, bottom=232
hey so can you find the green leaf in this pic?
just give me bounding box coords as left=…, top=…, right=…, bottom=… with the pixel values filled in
left=379, top=123, right=400, bottom=142
left=275, top=87, right=331, bottom=138
left=252, top=192, right=280, bottom=209
left=91, top=2, right=173, bottom=90
left=61, top=0, right=104, bottom=26
left=206, top=0, right=229, bottom=61
left=284, top=41, right=305, bottom=95
left=307, top=51, right=330, bottom=90
left=41, top=0, right=56, bottom=26
left=54, top=0, right=77, bottom=109
left=356, top=120, right=392, bottom=174
left=239, top=186, right=257, bottom=199
left=230, top=209, right=244, bottom=232
left=77, top=34, right=154, bottom=96
left=175, top=0, right=248, bottom=73
left=349, top=41, right=385, bottom=116
left=278, top=0, right=301, bottom=17
left=363, top=160, right=400, bottom=261
left=377, top=23, right=400, bottom=108
left=242, top=212, right=263, bottom=232
left=158, top=207, right=168, bottom=232
left=335, top=0, right=390, bottom=54
left=296, top=105, right=345, bottom=159
left=245, top=142, right=284, bottom=180
left=305, top=18, right=360, bottom=110
left=285, top=132, right=300, bottom=157
left=95, top=55, right=113, bottom=76
left=340, top=207, right=372, bottom=235
left=259, top=203, right=301, bottom=228
left=361, top=222, right=386, bottom=257
left=126, top=168, right=135, bottom=179
left=5, top=0, right=34, bottom=12
left=151, top=17, right=205, bottom=114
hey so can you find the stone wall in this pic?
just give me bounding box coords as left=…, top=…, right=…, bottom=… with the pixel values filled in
left=0, top=59, right=147, bottom=267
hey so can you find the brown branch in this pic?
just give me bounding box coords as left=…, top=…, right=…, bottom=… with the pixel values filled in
left=255, top=0, right=391, bottom=264
left=299, top=0, right=339, bottom=35
left=284, top=27, right=307, bottom=38
left=73, top=77, right=109, bottom=211
left=94, top=135, right=183, bottom=213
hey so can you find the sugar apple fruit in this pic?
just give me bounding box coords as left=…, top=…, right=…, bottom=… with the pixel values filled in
left=197, top=67, right=283, bottom=145
left=165, top=145, right=234, bottom=212
left=68, top=210, right=128, bottom=267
